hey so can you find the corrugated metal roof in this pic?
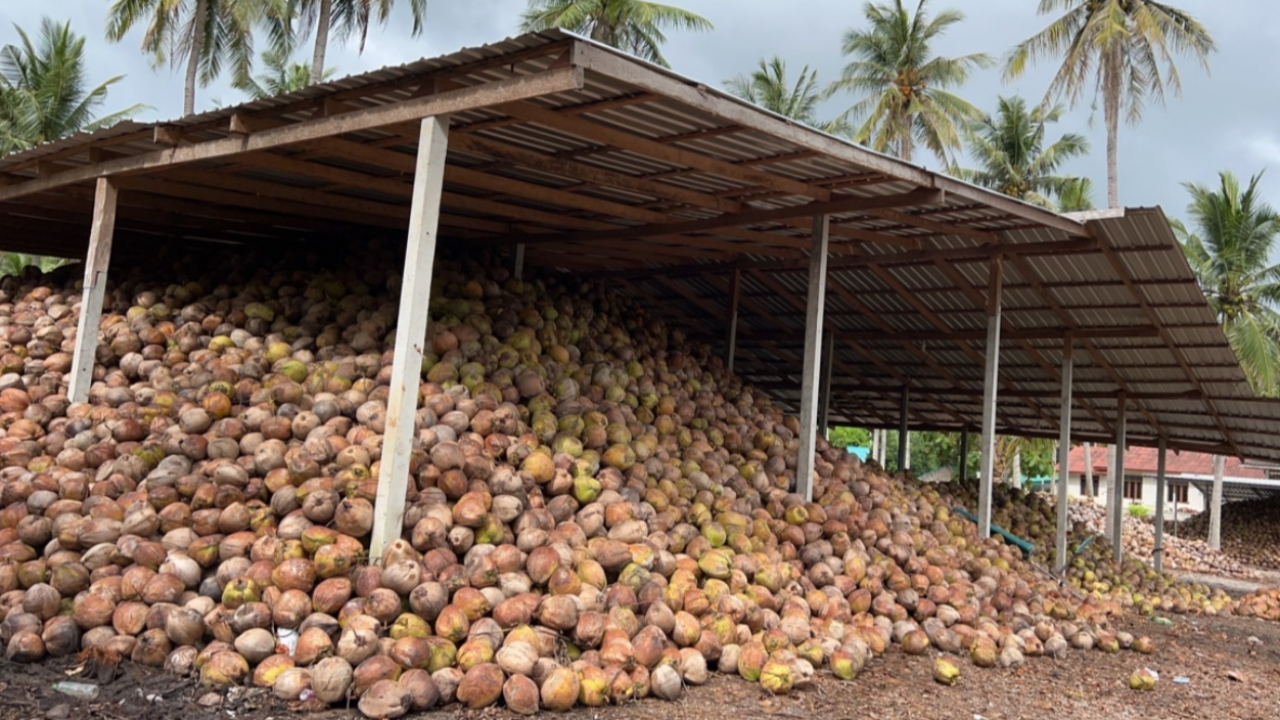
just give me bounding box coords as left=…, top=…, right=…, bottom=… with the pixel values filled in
left=0, top=31, right=1276, bottom=461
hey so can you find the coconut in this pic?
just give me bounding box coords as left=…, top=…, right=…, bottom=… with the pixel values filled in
left=254, top=654, right=296, bottom=687
left=540, top=666, right=580, bottom=712
left=234, top=627, right=277, bottom=664
left=200, top=651, right=250, bottom=685
left=359, top=679, right=411, bottom=719
left=456, top=663, right=505, bottom=709
left=651, top=663, right=683, bottom=700
left=398, top=669, right=440, bottom=711
left=273, top=667, right=312, bottom=701
left=312, top=656, right=355, bottom=704
left=934, top=656, right=961, bottom=685
left=504, top=673, right=540, bottom=715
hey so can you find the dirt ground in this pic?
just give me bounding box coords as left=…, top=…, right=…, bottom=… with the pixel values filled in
left=3, top=610, right=1279, bottom=720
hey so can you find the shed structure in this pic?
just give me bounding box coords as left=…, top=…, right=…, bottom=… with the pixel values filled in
left=1, top=30, right=1277, bottom=560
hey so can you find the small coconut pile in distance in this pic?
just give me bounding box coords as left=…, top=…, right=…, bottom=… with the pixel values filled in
left=1063, top=497, right=1257, bottom=580
left=0, top=244, right=1234, bottom=717
left=1175, top=496, right=1280, bottom=571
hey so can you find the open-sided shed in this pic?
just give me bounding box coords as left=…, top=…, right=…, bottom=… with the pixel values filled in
left=0, top=30, right=1274, bottom=567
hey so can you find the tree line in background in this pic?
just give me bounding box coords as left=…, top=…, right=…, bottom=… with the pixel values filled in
left=0, top=0, right=1277, bottom=460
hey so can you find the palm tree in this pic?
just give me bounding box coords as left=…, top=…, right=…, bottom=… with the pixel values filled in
left=1005, top=0, right=1214, bottom=209
left=235, top=46, right=334, bottom=98
left=1057, top=177, right=1096, bottom=212
left=1176, top=172, right=1280, bottom=396
left=829, top=0, right=991, bottom=164
left=725, top=57, right=849, bottom=135
left=0, top=19, right=148, bottom=154
left=107, top=0, right=283, bottom=115
left=953, top=95, right=1089, bottom=210
left=519, top=0, right=712, bottom=68
left=281, top=0, right=425, bottom=85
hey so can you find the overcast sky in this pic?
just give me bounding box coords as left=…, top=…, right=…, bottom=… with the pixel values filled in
left=3, top=0, right=1276, bottom=225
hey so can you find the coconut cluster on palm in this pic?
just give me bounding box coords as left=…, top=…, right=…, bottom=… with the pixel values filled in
left=0, top=246, right=1229, bottom=716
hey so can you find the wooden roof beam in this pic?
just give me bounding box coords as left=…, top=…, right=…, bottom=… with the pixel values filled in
left=0, top=64, right=586, bottom=202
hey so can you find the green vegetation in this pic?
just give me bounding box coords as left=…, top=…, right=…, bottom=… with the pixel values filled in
left=519, top=0, right=712, bottom=68
left=0, top=18, right=147, bottom=154
left=1005, top=0, right=1214, bottom=208
left=953, top=95, right=1089, bottom=210
left=725, top=57, right=849, bottom=135
left=1176, top=172, right=1280, bottom=396
left=1128, top=504, right=1151, bottom=518
left=829, top=0, right=991, bottom=164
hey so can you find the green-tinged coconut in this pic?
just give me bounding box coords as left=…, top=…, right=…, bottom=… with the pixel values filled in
left=200, top=651, right=250, bottom=686
left=934, top=657, right=961, bottom=686
left=970, top=636, right=998, bottom=668
left=760, top=659, right=793, bottom=695
left=1129, top=669, right=1156, bottom=691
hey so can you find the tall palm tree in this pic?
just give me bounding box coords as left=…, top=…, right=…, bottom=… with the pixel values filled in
left=1176, top=172, right=1280, bottom=396
left=1057, top=177, right=1096, bottom=212
left=829, top=0, right=991, bottom=164
left=725, top=57, right=849, bottom=135
left=234, top=46, right=333, bottom=98
left=1005, top=0, right=1214, bottom=209
left=281, top=0, right=425, bottom=85
left=953, top=95, right=1089, bottom=210
left=519, top=0, right=712, bottom=68
left=107, top=0, right=283, bottom=115
left=0, top=19, right=148, bottom=155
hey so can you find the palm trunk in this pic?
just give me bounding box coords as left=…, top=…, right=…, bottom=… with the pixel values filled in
left=311, top=0, right=333, bottom=85
left=1104, top=47, right=1121, bottom=209
left=184, top=0, right=209, bottom=116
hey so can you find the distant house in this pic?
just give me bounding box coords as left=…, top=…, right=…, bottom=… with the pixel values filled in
left=1062, top=446, right=1280, bottom=517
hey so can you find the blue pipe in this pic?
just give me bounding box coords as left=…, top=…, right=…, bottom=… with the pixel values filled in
left=951, top=506, right=1035, bottom=560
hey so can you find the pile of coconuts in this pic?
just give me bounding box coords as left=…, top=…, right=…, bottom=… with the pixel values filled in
left=0, top=243, right=1231, bottom=717
left=1174, top=496, right=1280, bottom=571
left=1064, top=497, right=1257, bottom=580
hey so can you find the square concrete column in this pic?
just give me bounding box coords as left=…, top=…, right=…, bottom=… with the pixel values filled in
left=795, top=215, right=830, bottom=501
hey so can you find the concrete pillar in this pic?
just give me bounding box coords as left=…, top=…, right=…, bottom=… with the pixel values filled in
left=1083, top=442, right=1094, bottom=497
left=794, top=215, right=830, bottom=501
left=1154, top=438, right=1167, bottom=572
left=897, top=385, right=910, bottom=472
left=1209, top=454, right=1225, bottom=549
left=977, top=256, right=1003, bottom=538
left=370, top=115, right=450, bottom=562
left=69, top=178, right=119, bottom=403
left=1055, top=337, right=1073, bottom=570
left=1111, top=395, right=1126, bottom=561
left=958, top=427, right=970, bottom=484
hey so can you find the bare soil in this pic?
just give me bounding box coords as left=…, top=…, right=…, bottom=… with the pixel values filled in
left=4, top=612, right=1279, bottom=720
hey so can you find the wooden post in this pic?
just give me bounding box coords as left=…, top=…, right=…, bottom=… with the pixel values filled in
left=1111, top=393, right=1126, bottom=561
left=897, top=385, right=910, bottom=472
left=1154, top=438, right=1167, bottom=572
left=958, top=427, right=970, bottom=484
left=370, top=115, right=450, bottom=563
left=513, top=243, right=525, bottom=280
left=68, top=178, right=118, bottom=403
left=795, top=215, right=830, bottom=502
left=817, top=331, right=835, bottom=439
left=1209, top=454, right=1225, bottom=549
left=1055, top=335, right=1073, bottom=570
left=977, top=255, right=1003, bottom=538
left=725, top=269, right=741, bottom=373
